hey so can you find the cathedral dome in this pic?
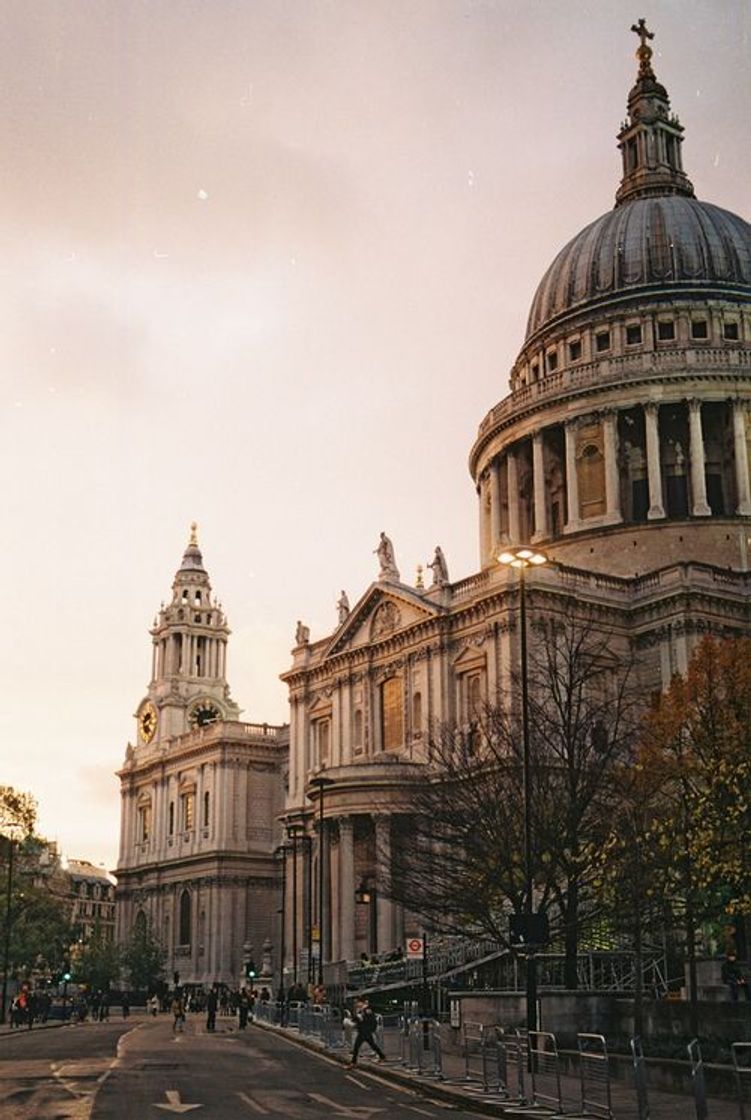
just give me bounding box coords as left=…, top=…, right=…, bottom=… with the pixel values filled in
left=525, top=196, right=751, bottom=342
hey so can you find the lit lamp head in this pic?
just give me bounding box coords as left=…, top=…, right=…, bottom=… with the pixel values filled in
left=355, top=882, right=373, bottom=905
left=498, top=547, right=548, bottom=569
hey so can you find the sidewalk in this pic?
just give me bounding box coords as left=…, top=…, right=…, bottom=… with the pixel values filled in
left=253, top=1016, right=742, bottom=1120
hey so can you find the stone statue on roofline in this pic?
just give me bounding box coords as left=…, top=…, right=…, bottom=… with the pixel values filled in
left=337, top=590, right=350, bottom=625
left=428, top=545, right=449, bottom=587
left=374, top=531, right=400, bottom=582
left=295, top=620, right=310, bottom=646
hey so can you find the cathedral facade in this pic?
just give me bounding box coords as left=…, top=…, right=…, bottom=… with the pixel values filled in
left=115, top=527, right=288, bottom=986
left=279, top=27, right=751, bottom=978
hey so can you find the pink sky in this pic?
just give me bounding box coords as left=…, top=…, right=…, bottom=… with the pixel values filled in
left=2, top=1, right=749, bottom=869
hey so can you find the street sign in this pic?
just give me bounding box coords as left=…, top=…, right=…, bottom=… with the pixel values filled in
left=406, top=937, right=424, bottom=959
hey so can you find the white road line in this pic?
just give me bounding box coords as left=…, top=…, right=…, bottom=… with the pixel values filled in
left=237, top=1091, right=269, bottom=1114
left=405, top=1107, right=436, bottom=1118
left=345, top=1073, right=371, bottom=1090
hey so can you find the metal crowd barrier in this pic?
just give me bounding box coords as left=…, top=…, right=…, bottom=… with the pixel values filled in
left=504, top=1028, right=528, bottom=1104
left=286, top=1000, right=303, bottom=1029
left=480, top=1025, right=509, bottom=1099
left=461, top=1020, right=485, bottom=1084
left=688, top=1039, right=709, bottom=1120
left=630, top=1036, right=651, bottom=1120
left=529, top=1029, right=563, bottom=1113
left=403, top=1018, right=443, bottom=1078
left=732, top=1042, right=751, bottom=1120
left=578, top=1033, right=613, bottom=1120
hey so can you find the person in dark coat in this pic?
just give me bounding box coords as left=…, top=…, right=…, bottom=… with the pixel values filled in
left=238, top=990, right=250, bottom=1030
left=722, top=954, right=750, bottom=1001
left=347, top=997, right=386, bottom=1066
left=206, top=984, right=218, bottom=1031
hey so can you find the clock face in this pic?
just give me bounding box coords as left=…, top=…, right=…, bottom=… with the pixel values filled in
left=139, top=702, right=158, bottom=744
left=189, top=701, right=221, bottom=729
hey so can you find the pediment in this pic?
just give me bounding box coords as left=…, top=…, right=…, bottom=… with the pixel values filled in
left=324, top=582, right=443, bottom=658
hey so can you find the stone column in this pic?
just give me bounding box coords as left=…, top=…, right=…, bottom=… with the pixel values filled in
left=338, top=817, right=356, bottom=962
left=564, top=419, right=580, bottom=532
left=531, top=430, right=548, bottom=541
left=733, top=400, right=751, bottom=515
left=507, top=451, right=520, bottom=543
left=603, top=409, right=622, bottom=523
left=489, top=458, right=502, bottom=552
left=374, top=816, right=394, bottom=954
left=687, top=398, right=711, bottom=516
left=644, top=402, right=665, bottom=520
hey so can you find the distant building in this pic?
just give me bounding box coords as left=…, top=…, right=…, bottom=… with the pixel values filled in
left=280, top=26, right=751, bottom=973
left=115, top=526, right=288, bottom=986
left=67, top=860, right=116, bottom=944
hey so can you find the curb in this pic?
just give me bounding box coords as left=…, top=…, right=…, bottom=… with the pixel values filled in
left=251, top=1018, right=515, bottom=1118
left=0, top=1020, right=71, bottom=1039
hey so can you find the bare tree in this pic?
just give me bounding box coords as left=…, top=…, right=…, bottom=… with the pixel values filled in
left=385, top=617, right=643, bottom=988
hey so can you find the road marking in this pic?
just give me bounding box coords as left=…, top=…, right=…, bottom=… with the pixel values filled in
left=237, top=1091, right=269, bottom=1114
left=345, top=1074, right=371, bottom=1090
left=153, top=1089, right=203, bottom=1113
left=308, top=1093, right=384, bottom=1118
left=405, top=1107, right=436, bottom=1117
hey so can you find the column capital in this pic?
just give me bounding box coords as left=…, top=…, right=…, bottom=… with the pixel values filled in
left=338, top=815, right=354, bottom=834
left=644, top=399, right=659, bottom=417
left=686, top=396, right=703, bottom=414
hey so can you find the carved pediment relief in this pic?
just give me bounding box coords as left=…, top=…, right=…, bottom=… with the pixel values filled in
left=323, top=582, right=443, bottom=660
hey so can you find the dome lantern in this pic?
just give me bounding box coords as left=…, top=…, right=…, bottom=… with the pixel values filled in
left=615, top=19, right=695, bottom=207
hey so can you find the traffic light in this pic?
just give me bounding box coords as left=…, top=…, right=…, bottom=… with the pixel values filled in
left=244, top=959, right=257, bottom=980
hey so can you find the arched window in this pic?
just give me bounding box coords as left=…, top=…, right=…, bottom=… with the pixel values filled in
left=134, top=909, right=147, bottom=937
left=381, top=677, right=403, bottom=751
left=412, top=691, right=423, bottom=737
left=179, top=890, right=191, bottom=946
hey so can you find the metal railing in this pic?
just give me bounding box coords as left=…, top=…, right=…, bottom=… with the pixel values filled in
left=578, top=1032, right=613, bottom=1120
left=529, top=1029, right=563, bottom=1113
left=732, top=1042, right=751, bottom=1120
left=630, top=1036, right=651, bottom=1120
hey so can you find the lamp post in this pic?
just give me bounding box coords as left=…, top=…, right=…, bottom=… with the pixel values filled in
left=498, top=546, right=548, bottom=1034
left=355, top=881, right=378, bottom=956
left=275, top=844, right=289, bottom=1006
left=1, top=822, right=26, bottom=1026
left=286, top=825, right=301, bottom=985
left=309, top=775, right=334, bottom=986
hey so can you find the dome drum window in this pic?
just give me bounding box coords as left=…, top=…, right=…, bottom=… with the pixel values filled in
left=568, top=339, right=582, bottom=362
left=546, top=350, right=558, bottom=373
left=625, top=324, right=642, bottom=346
left=657, top=320, right=675, bottom=342
left=691, top=319, right=709, bottom=341
left=595, top=330, right=611, bottom=353
left=724, top=321, right=740, bottom=341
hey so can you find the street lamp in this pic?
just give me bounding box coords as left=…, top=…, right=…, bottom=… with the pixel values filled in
left=275, top=844, right=289, bottom=1006
left=355, top=880, right=378, bottom=955
left=286, top=825, right=302, bottom=985
left=308, top=775, right=335, bottom=986
left=498, top=545, right=549, bottom=1035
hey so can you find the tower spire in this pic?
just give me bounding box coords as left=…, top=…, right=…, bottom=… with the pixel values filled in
left=615, top=19, right=695, bottom=207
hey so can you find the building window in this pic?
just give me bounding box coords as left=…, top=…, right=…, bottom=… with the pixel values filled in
left=381, top=677, right=404, bottom=751
left=138, top=803, right=152, bottom=842
left=530, top=362, right=539, bottom=381
left=412, top=691, right=423, bottom=737
left=182, top=793, right=194, bottom=831
left=353, top=709, right=363, bottom=754
left=168, top=801, right=175, bottom=835
left=691, top=319, right=708, bottom=340
left=546, top=350, right=558, bottom=372
left=657, top=320, right=675, bottom=341
left=203, top=791, right=210, bottom=828
left=568, top=339, right=582, bottom=362
left=625, top=324, right=642, bottom=345
left=463, top=673, right=483, bottom=721
left=595, top=330, right=610, bottom=352
left=179, top=890, right=191, bottom=946
left=314, top=719, right=330, bottom=766
left=724, top=321, right=740, bottom=341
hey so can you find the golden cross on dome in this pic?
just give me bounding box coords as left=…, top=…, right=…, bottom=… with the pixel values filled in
left=630, top=18, right=654, bottom=49
left=189, top=521, right=199, bottom=546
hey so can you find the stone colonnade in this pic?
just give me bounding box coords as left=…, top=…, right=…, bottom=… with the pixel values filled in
left=478, top=397, right=751, bottom=559
left=285, top=813, right=405, bottom=974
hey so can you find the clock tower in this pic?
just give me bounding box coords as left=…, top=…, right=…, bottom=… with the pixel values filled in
left=134, top=523, right=240, bottom=749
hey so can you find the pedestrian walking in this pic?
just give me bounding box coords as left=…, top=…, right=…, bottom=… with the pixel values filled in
left=121, top=992, right=130, bottom=1019
left=206, top=984, right=218, bottom=1031
left=171, top=993, right=185, bottom=1033
left=347, top=997, right=386, bottom=1067
left=238, top=990, right=250, bottom=1030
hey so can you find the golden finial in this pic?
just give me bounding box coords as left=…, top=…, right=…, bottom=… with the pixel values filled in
left=631, top=18, right=655, bottom=76
left=415, top=564, right=425, bottom=589
left=189, top=521, right=199, bottom=547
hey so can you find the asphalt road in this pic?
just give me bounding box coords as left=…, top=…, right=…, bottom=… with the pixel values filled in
left=0, top=1015, right=483, bottom=1119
